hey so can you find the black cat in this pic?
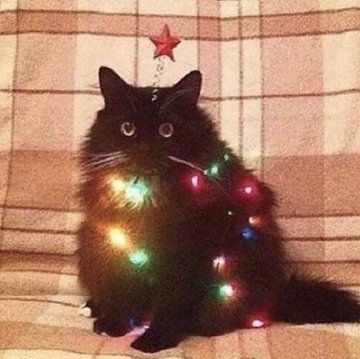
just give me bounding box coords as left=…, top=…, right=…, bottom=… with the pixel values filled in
left=78, top=67, right=360, bottom=353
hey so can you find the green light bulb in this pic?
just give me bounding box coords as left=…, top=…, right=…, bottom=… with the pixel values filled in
left=205, top=163, right=220, bottom=177
left=219, top=283, right=234, bottom=299
left=125, top=178, right=150, bottom=204
left=210, top=164, right=220, bottom=176
left=129, top=249, right=149, bottom=267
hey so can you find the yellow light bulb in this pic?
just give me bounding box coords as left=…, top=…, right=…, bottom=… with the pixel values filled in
left=249, top=215, right=264, bottom=228
left=108, top=228, right=128, bottom=248
left=213, top=255, right=226, bottom=273
left=110, top=177, right=126, bottom=193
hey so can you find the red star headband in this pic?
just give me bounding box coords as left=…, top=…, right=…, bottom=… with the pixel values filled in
left=149, top=24, right=181, bottom=102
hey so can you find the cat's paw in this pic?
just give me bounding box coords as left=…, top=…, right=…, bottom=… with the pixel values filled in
left=78, top=299, right=100, bottom=318
left=78, top=302, right=92, bottom=317
left=131, top=328, right=179, bottom=353
left=93, top=318, right=129, bottom=337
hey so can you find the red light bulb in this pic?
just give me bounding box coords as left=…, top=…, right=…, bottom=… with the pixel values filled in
left=236, top=175, right=263, bottom=210
left=240, top=181, right=257, bottom=196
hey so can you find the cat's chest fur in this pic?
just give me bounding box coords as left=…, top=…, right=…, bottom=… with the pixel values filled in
left=85, top=168, right=227, bottom=232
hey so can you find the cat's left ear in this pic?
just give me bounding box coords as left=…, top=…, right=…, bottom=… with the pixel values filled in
left=160, top=71, right=202, bottom=113
left=98, top=66, right=135, bottom=112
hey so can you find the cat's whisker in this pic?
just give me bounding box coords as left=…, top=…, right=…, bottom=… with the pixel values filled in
left=83, top=162, right=127, bottom=173
left=96, top=155, right=128, bottom=164
left=84, top=159, right=121, bottom=169
left=84, top=154, right=128, bottom=168
left=166, top=155, right=204, bottom=173
left=78, top=153, right=126, bottom=165
left=82, top=154, right=127, bottom=164
left=82, top=151, right=126, bottom=158
left=83, top=157, right=129, bottom=172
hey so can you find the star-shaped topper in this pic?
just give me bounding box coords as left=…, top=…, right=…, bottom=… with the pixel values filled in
left=149, top=24, right=181, bottom=61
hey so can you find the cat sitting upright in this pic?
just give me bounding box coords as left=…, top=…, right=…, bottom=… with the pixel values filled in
left=78, top=67, right=360, bottom=353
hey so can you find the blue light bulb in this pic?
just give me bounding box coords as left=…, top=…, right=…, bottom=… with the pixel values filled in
left=241, top=226, right=256, bottom=241
left=129, top=316, right=141, bottom=328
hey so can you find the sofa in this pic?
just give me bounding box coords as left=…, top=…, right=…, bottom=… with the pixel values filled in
left=0, top=0, right=359, bottom=357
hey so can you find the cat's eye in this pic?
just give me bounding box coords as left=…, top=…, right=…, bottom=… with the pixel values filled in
left=120, top=122, right=136, bottom=137
left=158, top=123, right=174, bottom=138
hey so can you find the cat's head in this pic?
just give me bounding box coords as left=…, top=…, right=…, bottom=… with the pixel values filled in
left=82, top=67, right=218, bottom=175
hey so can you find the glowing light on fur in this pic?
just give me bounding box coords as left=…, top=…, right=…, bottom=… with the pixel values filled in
left=241, top=227, right=256, bottom=241
left=213, top=255, right=226, bottom=272
left=227, top=209, right=234, bottom=216
left=108, top=228, right=128, bottom=248
left=223, top=153, right=230, bottom=161
left=109, top=176, right=150, bottom=207
left=219, top=283, right=235, bottom=299
left=129, top=249, right=149, bottom=267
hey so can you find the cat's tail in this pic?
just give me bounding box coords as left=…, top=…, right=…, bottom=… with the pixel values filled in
left=275, top=274, right=360, bottom=323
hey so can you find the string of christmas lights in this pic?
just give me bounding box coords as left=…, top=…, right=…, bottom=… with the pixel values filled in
left=103, top=150, right=270, bottom=329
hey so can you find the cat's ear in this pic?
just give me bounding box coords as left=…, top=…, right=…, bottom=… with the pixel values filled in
left=160, top=71, right=202, bottom=113
left=98, top=66, right=135, bottom=111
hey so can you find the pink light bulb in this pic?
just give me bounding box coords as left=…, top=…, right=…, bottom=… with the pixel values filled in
left=244, top=186, right=253, bottom=194
left=251, top=318, right=264, bottom=328
left=246, top=311, right=271, bottom=329
left=191, top=175, right=199, bottom=187
left=187, top=172, right=205, bottom=191
left=237, top=176, right=264, bottom=209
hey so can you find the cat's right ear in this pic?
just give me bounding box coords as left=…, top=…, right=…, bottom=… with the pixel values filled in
left=98, top=66, right=134, bottom=110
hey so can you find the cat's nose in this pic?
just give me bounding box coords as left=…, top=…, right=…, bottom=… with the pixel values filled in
left=133, top=143, right=158, bottom=166
left=136, top=143, right=152, bottom=153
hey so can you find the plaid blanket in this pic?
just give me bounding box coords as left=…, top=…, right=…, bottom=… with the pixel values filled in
left=0, top=0, right=359, bottom=357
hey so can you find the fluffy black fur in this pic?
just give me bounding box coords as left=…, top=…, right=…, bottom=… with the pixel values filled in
left=78, top=67, right=360, bottom=353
